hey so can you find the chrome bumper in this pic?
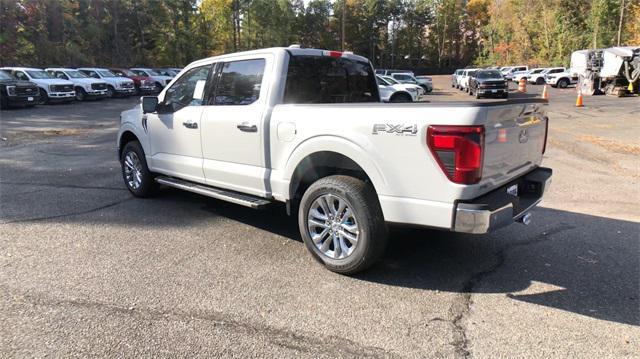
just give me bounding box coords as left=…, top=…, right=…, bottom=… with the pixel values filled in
left=453, top=167, right=552, bottom=234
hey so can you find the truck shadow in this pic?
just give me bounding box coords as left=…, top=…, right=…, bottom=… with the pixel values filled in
left=201, top=199, right=639, bottom=326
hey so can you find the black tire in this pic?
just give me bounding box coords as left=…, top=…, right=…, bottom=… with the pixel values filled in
left=0, top=93, right=7, bottom=109
left=38, top=88, right=49, bottom=105
left=106, top=85, right=115, bottom=98
left=155, top=82, right=163, bottom=92
left=298, top=175, right=388, bottom=274
left=75, top=87, right=86, bottom=101
left=475, top=90, right=481, bottom=99
left=502, top=92, right=509, bottom=99
left=120, top=141, right=158, bottom=198
left=557, top=78, right=569, bottom=88
left=389, top=93, right=412, bottom=103
left=535, top=77, right=545, bottom=85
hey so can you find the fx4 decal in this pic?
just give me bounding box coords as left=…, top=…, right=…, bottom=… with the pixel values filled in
left=372, top=124, right=418, bottom=136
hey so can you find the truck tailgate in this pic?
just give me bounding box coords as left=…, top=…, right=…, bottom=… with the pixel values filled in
left=481, top=102, right=547, bottom=189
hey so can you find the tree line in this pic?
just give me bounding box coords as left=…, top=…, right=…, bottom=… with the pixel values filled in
left=1, top=0, right=638, bottom=72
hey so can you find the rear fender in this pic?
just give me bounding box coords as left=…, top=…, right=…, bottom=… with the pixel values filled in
left=280, top=136, right=388, bottom=199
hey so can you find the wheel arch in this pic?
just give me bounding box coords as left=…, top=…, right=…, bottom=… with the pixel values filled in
left=118, top=130, right=140, bottom=158
left=389, top=91, right=413, bottom=102
left=287, top=151, right=383, bottom=215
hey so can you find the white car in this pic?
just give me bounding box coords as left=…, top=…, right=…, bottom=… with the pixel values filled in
left=503, top=66, right=528, bottom=81
left=458, top=68, right=479, bottom=91
left=512, top=68, right=544, bottom=83
left=452, top=69, right=463, bottom=88
left=376, top=75, right=417, bottom=102
left=117, top=46, right=551, bottom=274
left=544, top=67, right=576, bottom=88
left=130, top=68, right=173, bottom=90
left=78, top=68, right=136, bottom=97
left=390, top=72, right=433, bottom=92
left=380, top=75, right=424, bottom=96
left=45, top=68, right=108, bottom=101
left=520, top=68, right=548, bottom=84
left=1, top=67, right=75, bottom=104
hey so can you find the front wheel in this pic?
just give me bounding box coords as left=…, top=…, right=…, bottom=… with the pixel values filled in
left=389, top=93, right=412, bottom=103
left=38, top=89, right=49, bottom=105
left=120, top=141, right=157, bottom=197
left=557, top=78, right=569, bottom=88
left=75, top=88, right=86, bottom=101
left=106, top=85, right=115, bottom=98
left=298, top=175, right=388, bottom=274
left=535, top=77, right=545, bottom=85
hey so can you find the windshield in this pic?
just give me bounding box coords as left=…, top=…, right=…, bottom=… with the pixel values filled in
left=66, top=70, right=88, bottom=78
left=383, top=76, right=400, bottom=84
left=141, top=69, right=159, bottom=76
left=98, top=70, right=118, bottom=78
left=0, top=71, right=13, bottom=80
left=468, top=71, right=477, bottom=77
left=27, top=70, right=54, bottom=79
left=376, top=76, right=391, bottom=86
left=477, top=70, right=502, bottom=79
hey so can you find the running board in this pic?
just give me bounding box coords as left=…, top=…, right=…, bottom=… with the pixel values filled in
left=155, top=176, right=271, bottom=209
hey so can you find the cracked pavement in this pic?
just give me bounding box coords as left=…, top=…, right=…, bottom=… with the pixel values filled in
left=1, top=82, right=639, bottom=358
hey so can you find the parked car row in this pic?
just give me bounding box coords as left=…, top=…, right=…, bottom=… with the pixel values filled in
left=0, top=66, right=182, bottom=109
left=375, top=69, right=433, bottom=93
left=451, top=68, right=509, bottom=99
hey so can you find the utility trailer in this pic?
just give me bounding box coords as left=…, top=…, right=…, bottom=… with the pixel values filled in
left=573, top=46, right=640, bottom=97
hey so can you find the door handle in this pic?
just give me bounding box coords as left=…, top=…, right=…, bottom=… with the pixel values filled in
left=237, top=122, right=257, bottom=132
left=182, top=121, right=198, bottom=129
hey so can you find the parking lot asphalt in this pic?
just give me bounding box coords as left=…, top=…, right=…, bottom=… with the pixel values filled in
left=1, top=83, right=639, bottom=358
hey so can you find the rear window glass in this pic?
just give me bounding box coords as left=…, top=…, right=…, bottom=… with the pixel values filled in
left=283, top=55, right=378, bottom=104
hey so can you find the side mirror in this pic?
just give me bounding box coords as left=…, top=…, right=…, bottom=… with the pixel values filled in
left=141, top=96, right=158, bottom=114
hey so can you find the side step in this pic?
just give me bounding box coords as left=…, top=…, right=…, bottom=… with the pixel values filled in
left=155, top=176, right=271, bottom=209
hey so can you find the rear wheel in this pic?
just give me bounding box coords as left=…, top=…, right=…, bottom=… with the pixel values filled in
left=120, top=141, right=157, bottom=197
left=298, top=175, right=388, bottom=274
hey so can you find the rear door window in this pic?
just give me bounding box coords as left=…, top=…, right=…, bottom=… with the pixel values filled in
left=283, top=55, right=378, bottom=104
left=214, top=59, right=265, bottom=106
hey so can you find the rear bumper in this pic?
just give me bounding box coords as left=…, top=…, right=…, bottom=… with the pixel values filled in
left=453, top=167, right=552, bottom=234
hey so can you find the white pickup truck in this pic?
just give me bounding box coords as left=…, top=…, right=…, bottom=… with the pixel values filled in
left=118, top=47, right=552, bottom=274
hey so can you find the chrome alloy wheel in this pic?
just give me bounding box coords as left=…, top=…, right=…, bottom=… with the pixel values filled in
left=307, top=194, right=359, bottom=259
left=123, top=151, right=143, bottom=190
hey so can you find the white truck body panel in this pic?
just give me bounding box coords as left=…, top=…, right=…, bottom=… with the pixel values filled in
left=119, top=47, right=549, bottom=231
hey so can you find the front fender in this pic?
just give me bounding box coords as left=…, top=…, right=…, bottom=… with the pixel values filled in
left=117, top=106, right=150, bottom=156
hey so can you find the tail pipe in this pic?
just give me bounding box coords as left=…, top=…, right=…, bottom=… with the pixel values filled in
left=516, top=212, right=533, bottom=225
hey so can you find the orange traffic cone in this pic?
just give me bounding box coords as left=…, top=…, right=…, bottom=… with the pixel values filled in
left=575, top=90, right=584, bottom=107
left=518, top=78, right=527, bottom=93
left=541, top=84, right=549, bottom=100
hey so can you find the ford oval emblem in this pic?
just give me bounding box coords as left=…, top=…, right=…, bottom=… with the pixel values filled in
left=518, top=129, right=529, bottom=143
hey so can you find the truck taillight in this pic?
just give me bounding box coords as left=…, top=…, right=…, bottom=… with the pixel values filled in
left=323, top=50, right=343, bottom=58
left=427, top=125, right=484, bottom=184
